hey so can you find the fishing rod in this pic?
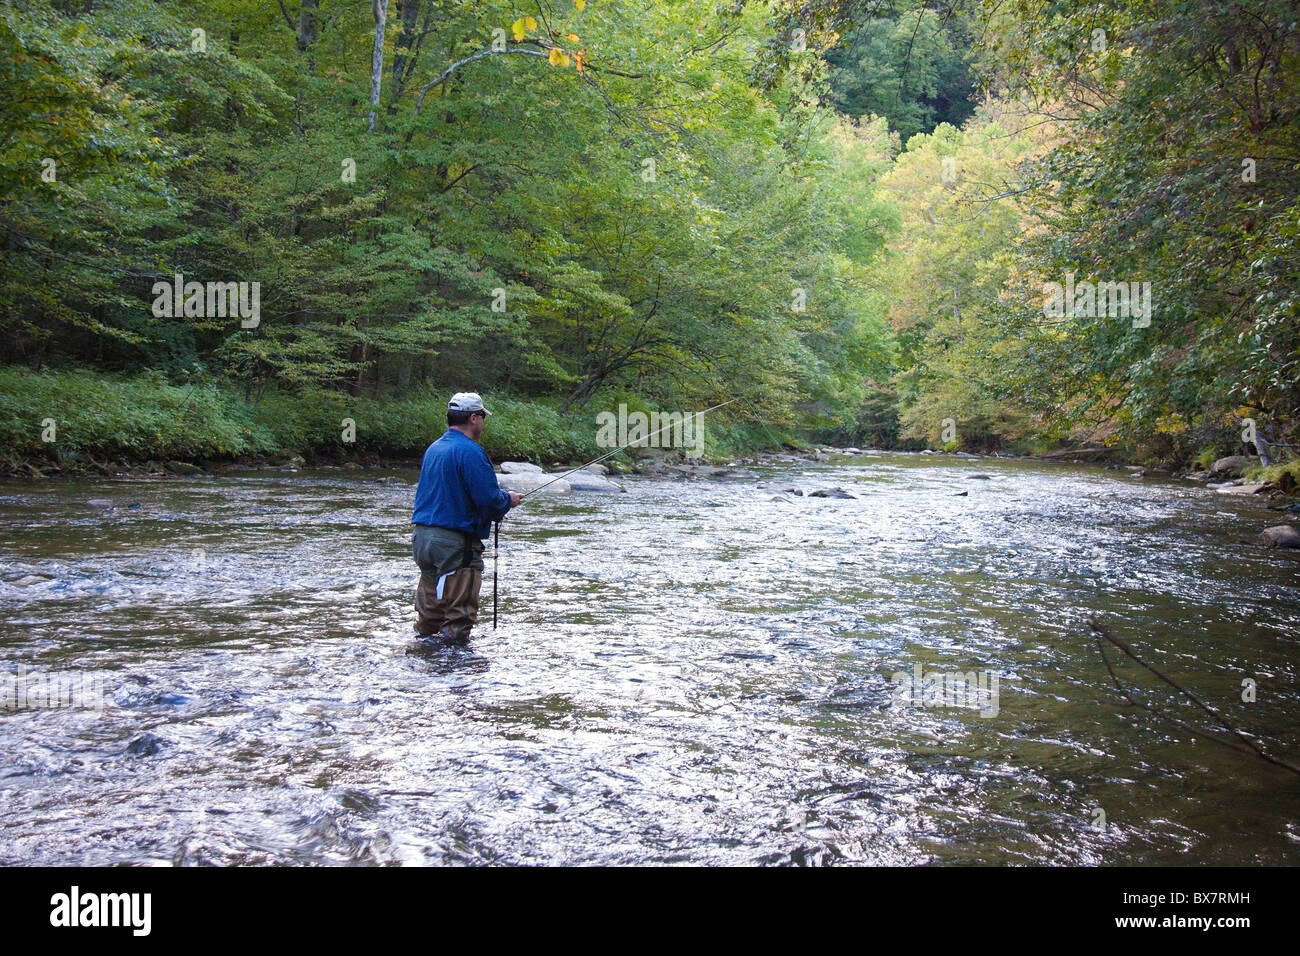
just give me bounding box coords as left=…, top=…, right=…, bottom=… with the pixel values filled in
left=517, top=397, right=740, bottom=501
left=492, top=397, right=740, bottom=629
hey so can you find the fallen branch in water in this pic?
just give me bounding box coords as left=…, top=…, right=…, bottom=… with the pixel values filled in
left=1087, top=615, right=1300, bottom=778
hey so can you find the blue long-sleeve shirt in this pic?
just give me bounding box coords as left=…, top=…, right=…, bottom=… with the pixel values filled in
left=411, top=429, right=512, bottom=538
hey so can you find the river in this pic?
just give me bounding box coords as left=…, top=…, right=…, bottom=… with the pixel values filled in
left=1, top=452, right=1297, bottom=865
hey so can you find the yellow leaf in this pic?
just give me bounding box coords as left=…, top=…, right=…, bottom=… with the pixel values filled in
left=566, top=33, right=580, bottom=42
left=573, top=50, right=586, bottom=72
left=511, top=17, right=526, bottom=41
left=525, top=16, right=537, bottom=31
left=548, top=47, right=570, bottom=67
left=575, top=0, right=586, bottom=10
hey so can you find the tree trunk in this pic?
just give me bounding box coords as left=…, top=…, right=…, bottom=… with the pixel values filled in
left=297, top=0, right=318, bottom=52
left=352, top=340, right=368, bottom=397
left=559, top=372, right=607, bottom=412
left=369, top=0, right=389, bottom=133
left=390, top=0, right=421, bottom=105
left=1256, top=423, right=1274, bottom=468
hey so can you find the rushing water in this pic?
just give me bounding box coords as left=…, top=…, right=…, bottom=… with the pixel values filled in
left=1, top=452, right=1297, bottom=865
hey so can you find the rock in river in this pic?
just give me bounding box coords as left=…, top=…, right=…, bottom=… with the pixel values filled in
left=1214, top=483, right=1270, bottom=495
left=809, top=487, right=856, bottom=499
left=549, top=471, right=624, bottom=493
left=500, top=461, right=543, bottom=474
left=1258, top=525, right=1300, bottom=549
left=1211, top=455, right=1253, bottom=477
left=125, top=733, right=167, bottom=758
left=496, top=472, right=571, bottom=495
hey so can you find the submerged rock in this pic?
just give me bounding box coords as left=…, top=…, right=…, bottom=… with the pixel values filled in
left=1258, top=525, right=1300, bottom=549
left=86, top=498, right=114, bottom=510
left=809, top=487, right=856, bottom=499
left=125, top=733, right=167, bottom=758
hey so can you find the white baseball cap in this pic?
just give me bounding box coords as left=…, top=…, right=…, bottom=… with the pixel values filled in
left=448, top=392, right=490, bottom=416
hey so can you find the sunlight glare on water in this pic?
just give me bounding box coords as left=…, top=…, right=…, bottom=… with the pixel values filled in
left=1, top=453, right=1297, bottom=865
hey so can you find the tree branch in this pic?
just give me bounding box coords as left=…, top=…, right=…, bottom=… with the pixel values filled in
left=413, top=47, right=550, bottom=115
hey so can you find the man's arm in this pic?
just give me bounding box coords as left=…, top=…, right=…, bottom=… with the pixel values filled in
left=462, top=446, right=518, bottom=518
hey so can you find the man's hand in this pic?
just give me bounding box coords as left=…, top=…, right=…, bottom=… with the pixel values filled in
left=508, top=491, right=523, bottom=508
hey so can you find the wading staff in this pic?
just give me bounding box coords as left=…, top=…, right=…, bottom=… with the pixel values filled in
left=493, top=518, right=500, bottom=629
left=494, top=397, right=740, bottom=629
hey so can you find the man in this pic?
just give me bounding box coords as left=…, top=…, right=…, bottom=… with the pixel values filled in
left=411, top=392, right=522, bottom=644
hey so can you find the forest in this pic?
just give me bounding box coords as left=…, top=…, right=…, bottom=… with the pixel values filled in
left=2, top=0, right=1297, bottom=473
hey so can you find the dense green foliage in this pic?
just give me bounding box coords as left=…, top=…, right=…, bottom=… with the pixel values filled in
left=0, top=366, right=608, bottom=466
left=1, top=0, right=891, bottom=440
left=957, top=0, right=1300, bottom=460
left=825, top=1, right=977, bottom=143
left=1, top=0, right=1297, bottom=469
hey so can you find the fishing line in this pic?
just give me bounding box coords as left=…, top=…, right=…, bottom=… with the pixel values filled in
left=516, top=397, right=740, bottom=502
left=493, top=397, right=741, bottom=629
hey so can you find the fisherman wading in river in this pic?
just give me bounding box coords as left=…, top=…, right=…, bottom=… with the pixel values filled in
left=411, top=392, right=521, bottom=645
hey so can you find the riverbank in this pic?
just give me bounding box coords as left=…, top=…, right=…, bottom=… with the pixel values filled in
left=3, top=369, right=1296, bottom=496
left=0, top=367, right=800, bottom=479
